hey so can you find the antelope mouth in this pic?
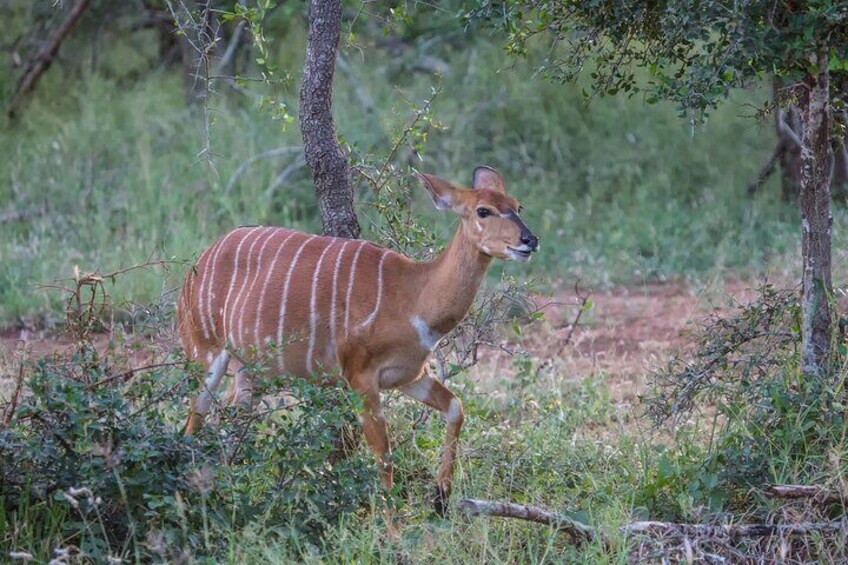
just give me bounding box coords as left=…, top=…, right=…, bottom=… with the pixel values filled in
left=507, top=246, right=534, bottom=262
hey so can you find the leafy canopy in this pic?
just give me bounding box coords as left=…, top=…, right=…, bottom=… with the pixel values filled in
left=468, top=1, right=848, bottom=116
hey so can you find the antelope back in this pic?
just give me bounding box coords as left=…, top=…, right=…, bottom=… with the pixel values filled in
left=178, top=226, right=397, bottom=377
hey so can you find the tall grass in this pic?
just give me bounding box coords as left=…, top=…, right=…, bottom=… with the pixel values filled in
left=1, top=21, right=800, bottom=324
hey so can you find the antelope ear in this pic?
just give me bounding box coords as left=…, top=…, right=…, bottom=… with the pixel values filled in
left=472, top=166, right=505, bottom=193
left=418, top=173, right=459, bottom=211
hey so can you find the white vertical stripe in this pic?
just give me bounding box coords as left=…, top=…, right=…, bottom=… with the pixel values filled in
left=236, top=228, right=278, bottom=347
left=329, top=240, right=351, bottom=351
left=254, top=231, right=298, bottom=348
left=229, top=228, right=277, bottom=346
left=194, top=246, right=216, bottom=340
left=358, top=250, right=388, bottom=329
left=203, top=228, right=249, bottom=341
left=277, top=235, right=317, bottom=371
left=344, top=241, right=367, bottom=337
left=221, top=227, right=262, bottom=345
left=306, top=239, right=336, bottom=374
left=195, top=350, right=230, bottom=414
left=227, top=228, right=268, bottom=345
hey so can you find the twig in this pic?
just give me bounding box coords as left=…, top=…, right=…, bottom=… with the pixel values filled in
left=85, top=362, right=183, bottom=391
left=368, top=83, right=442, bottom=195
left=263, top=155, right=307, bottom=198
left=765, top=484, right=844, bottom=506
left=226, top=400, right=305, bottom=465
left=2, top=346, right=27, bottom=427
left=6, top=0, right=91, bottom=119
left=225, top=146, right=303, bottom=193
left=559, top=278, right=591, bottom=352
left=214, top=18, right=246, bottom=76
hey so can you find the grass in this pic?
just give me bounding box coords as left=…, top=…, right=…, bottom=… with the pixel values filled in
left=0, top=20, right=812, bottom=326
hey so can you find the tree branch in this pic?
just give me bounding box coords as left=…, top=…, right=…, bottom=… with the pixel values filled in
left=6, top=0, right=92, bottom=119
left=747, top=141, right=786, bottom=195
left=777, top=108, right=806, bottom=152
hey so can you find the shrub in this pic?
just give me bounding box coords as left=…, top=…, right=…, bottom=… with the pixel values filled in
left=0, top=342, right=378, bottom=562
left=645, top=284, right=848, bottom=510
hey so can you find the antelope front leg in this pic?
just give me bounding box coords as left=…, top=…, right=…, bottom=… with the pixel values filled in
left=400, top=373, right=464, bottom=516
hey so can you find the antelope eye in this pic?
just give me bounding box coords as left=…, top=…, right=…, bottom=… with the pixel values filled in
left=477, top=208, right=492, bottom=218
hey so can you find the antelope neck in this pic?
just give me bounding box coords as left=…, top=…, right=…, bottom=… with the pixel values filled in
left=414, top=225, right=492, bottom=335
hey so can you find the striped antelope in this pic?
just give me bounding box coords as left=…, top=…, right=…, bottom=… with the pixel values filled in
left=177, top=166, right=539, bottom=513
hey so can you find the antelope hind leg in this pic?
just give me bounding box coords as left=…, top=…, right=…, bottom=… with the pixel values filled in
left=185, top=350, right=230, bottom=435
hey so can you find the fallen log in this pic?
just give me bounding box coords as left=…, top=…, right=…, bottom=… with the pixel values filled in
left=458, top=497, right=847, bottom=543
left=765, top=484, right=844, bottom=506
left=623, top=520, right=846, bottom=538
left=457, top=498, right=596, bottom=543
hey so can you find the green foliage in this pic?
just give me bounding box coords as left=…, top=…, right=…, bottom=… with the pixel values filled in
left=0, top=344, right=378, bottom=562
left=468, top=1, right=848, bottom=117
left=647, top=284, right=848, bottom=507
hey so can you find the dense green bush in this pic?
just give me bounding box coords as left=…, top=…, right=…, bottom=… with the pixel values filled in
left=0, top=343, right=378, bottom=562
left=647, top=285, right=848, bottom=513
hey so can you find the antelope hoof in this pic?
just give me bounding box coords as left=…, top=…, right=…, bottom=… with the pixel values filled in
left=432, top=485, right=450, bottom=517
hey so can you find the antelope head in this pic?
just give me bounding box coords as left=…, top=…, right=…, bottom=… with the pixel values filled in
left=419, top=166, right=540, bottom=262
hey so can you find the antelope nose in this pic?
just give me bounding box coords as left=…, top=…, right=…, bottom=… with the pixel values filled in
left=521, top=233, right=539, bottom=250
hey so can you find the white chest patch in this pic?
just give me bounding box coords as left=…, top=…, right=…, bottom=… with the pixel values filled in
left=411, top=315, right=443, bottom=351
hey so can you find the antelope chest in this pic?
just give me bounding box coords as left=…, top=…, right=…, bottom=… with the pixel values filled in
left=370, top=317, right=445, bottom=390
left=411, top=315, right=444, bottom=351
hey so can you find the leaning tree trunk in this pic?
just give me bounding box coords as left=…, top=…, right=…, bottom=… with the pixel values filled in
left=299, top=0, right=361, bottom=239
left=798, top=49, right=833, bottom=378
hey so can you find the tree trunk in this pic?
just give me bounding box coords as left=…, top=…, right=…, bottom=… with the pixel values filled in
left=298, top=0, right=361, bottom=239
left=798, top=49, right=833, bottom=377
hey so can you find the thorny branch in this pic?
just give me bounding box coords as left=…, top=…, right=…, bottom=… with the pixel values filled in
left=1, top=346, right=27, bottom=428
left=558, top=278, right=591, bottom=354
left=35, top=257, right=187, bottom=340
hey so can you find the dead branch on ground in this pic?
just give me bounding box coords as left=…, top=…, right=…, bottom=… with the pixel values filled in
left=459, top=496, right=847, bottom=547
left=766, top=484, right=844, bottom=506
left=458, top=498, right=597, bottom=543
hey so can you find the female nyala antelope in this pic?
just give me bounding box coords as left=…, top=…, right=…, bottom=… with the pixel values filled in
left=177, top=166, right=539, bottom=513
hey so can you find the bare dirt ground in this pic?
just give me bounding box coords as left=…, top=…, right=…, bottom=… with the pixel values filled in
left=525, top=278, right=766, bottom=405
left=0, top=279, right=770, bottom=403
